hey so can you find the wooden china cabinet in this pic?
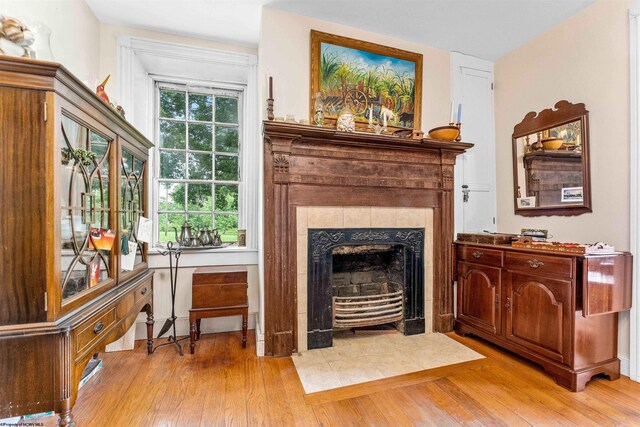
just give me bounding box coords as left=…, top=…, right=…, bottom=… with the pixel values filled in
left=0, top=57, right=154, bottom=426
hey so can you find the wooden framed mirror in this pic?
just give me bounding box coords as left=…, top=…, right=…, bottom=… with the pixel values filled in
left=512, top=100, right=591, bottom=216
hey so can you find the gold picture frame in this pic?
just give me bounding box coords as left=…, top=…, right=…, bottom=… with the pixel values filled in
left=310, top=30, right=423, bottom=132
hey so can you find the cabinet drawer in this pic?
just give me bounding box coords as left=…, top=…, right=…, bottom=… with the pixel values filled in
left=457, top=246, right=503, bottom=267
left=504, top=252, right=573, bottom=279
left=134, top=282, right=152, bottom=303
left=76, top=307, right=116, bottom=353
left=192, top=282, right=247, bottom=309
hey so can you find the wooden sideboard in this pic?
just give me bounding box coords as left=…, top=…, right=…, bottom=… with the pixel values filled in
left=0, top=57, right=154, bottom=426
left=454, top=241, right=632, bottom=391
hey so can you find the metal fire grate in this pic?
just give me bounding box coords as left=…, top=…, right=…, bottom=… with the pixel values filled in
left=333, top=285, right=403, bottom=328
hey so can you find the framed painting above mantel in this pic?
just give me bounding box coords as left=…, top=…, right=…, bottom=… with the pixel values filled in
left=310, top=30, right=423, bottom=132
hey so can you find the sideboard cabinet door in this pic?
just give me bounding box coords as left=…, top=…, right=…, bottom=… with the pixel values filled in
left=504, top=271, right=572, bottom=364
left=457, top=261, right=501, bottom=335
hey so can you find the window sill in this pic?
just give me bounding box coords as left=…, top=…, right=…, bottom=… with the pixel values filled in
left=148, top=245, right=258, bottom=268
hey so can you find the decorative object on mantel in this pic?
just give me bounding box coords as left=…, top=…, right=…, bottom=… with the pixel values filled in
left=267, top=76, right=274, bottom=120
left=310, top=30, right=423, bottom=133
left=313, top=91, right=325, bottom=126
left=428, top=125, right=460, bottom=141
left=285, top=114, right=296, bottom=123
left=336, top=105, right=355, bottom=132
left=0, top=15, right=35, bottom=58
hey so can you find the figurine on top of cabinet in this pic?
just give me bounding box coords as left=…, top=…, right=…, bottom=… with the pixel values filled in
left=0, top=15, right=34, bottom=58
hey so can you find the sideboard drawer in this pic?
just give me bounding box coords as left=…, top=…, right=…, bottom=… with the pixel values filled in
left=76, top=307, right=116, bottom=354
left=505, top=252, right=573, bottom=278
left=457, top=246, right=503, bottom=267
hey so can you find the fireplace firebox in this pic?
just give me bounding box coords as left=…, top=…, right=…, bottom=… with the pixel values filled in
left=307, top=228, right=425, bottom=349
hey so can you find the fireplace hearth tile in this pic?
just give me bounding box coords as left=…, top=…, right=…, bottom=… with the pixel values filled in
left=294, top=362, right=342, bottom=393
left=292, top=332, right=484, bottom=394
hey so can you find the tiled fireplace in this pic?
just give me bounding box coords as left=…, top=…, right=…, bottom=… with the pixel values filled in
left=296, top=207, right=434, bottom=352
left=263, top=122, right=470, bottom=356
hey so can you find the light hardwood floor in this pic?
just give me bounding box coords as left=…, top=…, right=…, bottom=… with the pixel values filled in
left=42, top=331, right=640, bottom=426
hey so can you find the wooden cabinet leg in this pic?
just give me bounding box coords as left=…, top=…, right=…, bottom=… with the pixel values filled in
left=190, top=321, right=197, bottom=355
left=196, top=318, right=202, bottom=340
left=146, top=305, right=154, bottom=355
left=242, top=312, right=248, bottom=348
left=57, top=406, right=75, bottom=427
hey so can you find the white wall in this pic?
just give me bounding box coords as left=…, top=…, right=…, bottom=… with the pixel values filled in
left=0, top=0, right=100, bottom=84
left=494, top=0, right=633, bottom=360
left=258, top=7, right=452, bottom=130
left=98, top=23, right=257, bottom=97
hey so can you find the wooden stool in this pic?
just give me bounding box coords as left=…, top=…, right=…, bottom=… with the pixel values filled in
left=189, top=266, right=248, bottom=354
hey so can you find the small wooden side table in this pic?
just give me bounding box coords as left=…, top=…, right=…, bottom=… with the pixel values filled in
left=189, top=265, right=248, bottom=354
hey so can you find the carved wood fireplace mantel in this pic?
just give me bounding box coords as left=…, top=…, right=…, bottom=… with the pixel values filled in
left=263, top=121, right=473, bottom=357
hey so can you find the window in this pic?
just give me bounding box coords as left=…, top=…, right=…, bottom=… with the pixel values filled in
left=156, top=83, right=242, bottom=244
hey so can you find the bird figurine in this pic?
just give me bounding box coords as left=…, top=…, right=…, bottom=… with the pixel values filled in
left=116, top=104, right=126, bottom=119
left=96, top=75, right=111, bottom=105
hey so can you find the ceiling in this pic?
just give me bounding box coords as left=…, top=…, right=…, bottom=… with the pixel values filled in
left=85, top=0, right=596, bottom=60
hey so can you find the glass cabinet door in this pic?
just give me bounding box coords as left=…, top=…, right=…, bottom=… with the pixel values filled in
left=120, top=149, right=147, bottom=272
left=60, top=116, right=113, bottom=300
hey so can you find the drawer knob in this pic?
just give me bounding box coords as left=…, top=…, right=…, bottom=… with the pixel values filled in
left=93, top=321, right=105, bottom=334
left=472, top=251, right=484, bottom=259
left=140, top=287, right=148, bottom=295
left=528, top=259, right=544, bottom=268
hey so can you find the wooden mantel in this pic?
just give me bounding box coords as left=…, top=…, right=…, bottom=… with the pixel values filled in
left=263, top=121, right=473, bottom=356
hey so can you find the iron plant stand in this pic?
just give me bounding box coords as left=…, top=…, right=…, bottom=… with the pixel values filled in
left=151, top=241, right=188, bottom=355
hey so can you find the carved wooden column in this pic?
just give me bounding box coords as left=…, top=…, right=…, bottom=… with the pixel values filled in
left=435, top=155, right=457, bottom=332
left=264, top=132, right=297, bottom=356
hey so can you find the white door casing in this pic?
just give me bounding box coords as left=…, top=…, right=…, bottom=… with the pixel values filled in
left=451, top=51, right=497, bottom=234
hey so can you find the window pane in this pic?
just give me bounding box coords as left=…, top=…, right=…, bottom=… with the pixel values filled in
left=215, top=214, right=238, bottom=243
left=215, top=155, right=238, bottom=181
left=187, top=183, right=212, bottom=212
left=189, top=213, right=213, bottom=232
left=159, top=182, right=185, bottom=211
left=158, top=213, right=186, bottom=243
left=215, top=97, right=238, bottom=124
left=189, top=123, right=213, bottom=151
left=160, top=120, right=186, bottom=149
left=160, top=151, right=186, bottom=179
left=189, top=153, right=212, bottom=180
left=215, top=126, right=239, bottom=153
left=160, top=90, right=186, bottom=119
left=215, top=184, right=238, bottom=212
left=189, top=93, right=213, bottom=121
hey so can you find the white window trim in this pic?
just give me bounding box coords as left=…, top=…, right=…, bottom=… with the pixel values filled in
left=117, top=35, right=259, bottom=266
left=629, top=5, right=640, bottom=382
